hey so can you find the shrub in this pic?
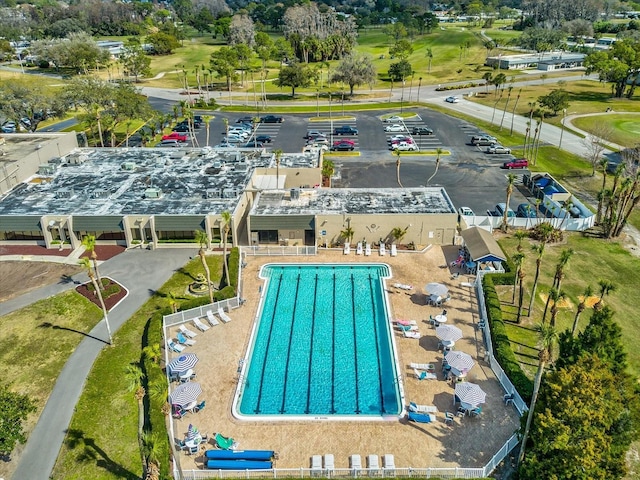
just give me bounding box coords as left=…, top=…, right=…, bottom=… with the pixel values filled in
left=483, top=275, right=533, bottom=402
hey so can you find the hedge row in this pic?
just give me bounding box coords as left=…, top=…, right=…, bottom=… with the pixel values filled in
left=483, top=274, right=533, bottom=402
left=435, top=82, right=485, bottom=91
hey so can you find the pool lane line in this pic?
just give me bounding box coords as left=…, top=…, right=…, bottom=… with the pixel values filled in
left=367, top=273, right=385, bottom=414
left=254, top=272, right=284, bottom=414
left=305, top=273, right=319, bottom=414
left=279, top=271, right=302, bottom=414
left=331, top=270, right=336, bottom=414
left=351, top=272, right=361, bottom=414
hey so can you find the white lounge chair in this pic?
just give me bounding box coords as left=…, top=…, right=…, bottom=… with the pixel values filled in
left=365, top=243, right=372, bottom=256
left=179, top=325, right=198, bottom=338
left=395, top=324, right=419, bottom=332
left=311, top=455, right=323, bottom=475
left=395, top=319, right=417, bottom=326
left=193, top=318, right=210, bottom=332
left=383, top=454, right=395, bottom=474
left=206, top=310, right=220, bottom=326
left=367, top=454, right=379, bottom=475
left=379, top=243, right=386, bottom=256
left=409, top=362, right=435, bottom=371
left=350, top=454, right=362, bottom=474
left=393, top=283, right=412, bottom=290
left=403, top=330, right=420, bottom=339
left=356, top=242, right=363, bottom=255
left=409, top=402, right=438, bottom=413
left=344, top=242, right=351, bottom=255
left=218, top=307, right=232, bottom=323
left=177, top=332, right=196, bottom=346
left=324, top=454, right=335, bottom=473
left=413, top=368, right=437, bottom=380
left=390, top=244, right=397, bottom=256
left=167, top=339, right=185, bottom=353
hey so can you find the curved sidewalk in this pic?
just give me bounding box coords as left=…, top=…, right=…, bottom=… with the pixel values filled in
left=11, top=248, right=196, bottom=480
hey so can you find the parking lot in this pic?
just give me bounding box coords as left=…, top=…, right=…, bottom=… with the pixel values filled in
left=176, top=108, right=530, bottom=215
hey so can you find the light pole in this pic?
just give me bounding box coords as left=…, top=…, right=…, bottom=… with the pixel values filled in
left=400, top=78, right=405, bottom=113
left=559, top=108, right=567, bottom=149
left=329, top=93, right=333, bottom=145
left=316, top=90, right=320, bottom=118
left=417, top=77, right=422, bottom=101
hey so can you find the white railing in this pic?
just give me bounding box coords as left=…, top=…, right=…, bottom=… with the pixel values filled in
left=244, top=245, right=317, bottom=256
left=164, top=298, right=241, bottom=327
left=461, top=215, right=595, bottom=231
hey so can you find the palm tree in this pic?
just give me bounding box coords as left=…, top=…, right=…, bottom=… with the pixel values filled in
left=596, top=157, right=609, bottom=223
left=427, top=148, right=443, bottom=185
left=167, top=292, right=179, bottom=313
left=273, top=149, right=283, bottom=188
left=142, top=432, right=161, bottom=480
left=547, top=287, right=566, bottom=327
left=221, top=210, right=232, bottom=288
left=80, top=257, right=113, bottom=345
left=222, top=118, right=229, bottom=141
left=394, top=149, right=403, bottom=187
left=595, top=279, right=616, bottom=310
left=512, top=252, right=525, bottom=303
left=516, top=267, right=526, bottom=323
left=321, top=159, right=335, bottom=187
left=203, top=115, right=212, bottom=147
left=390, top=226, right=408, bottom=244
left=426, top=48, right=433, bottom=73
left=513, top=230, right=527, bottom=252
left=340, top=226, right=355, bottom=244
left=482, top=72, right=492, bottom=93
left=195, top=230, right=214, bottom=303
left=142, top=343, right=161, bottom=365
left=517, top=323, right=558, bottom=467
left=81, top=235, right=103, bottom=290
left=571, top=285, right=592, bottom=336
left=542, top=248, right=574, bottom=323
left=502, top=174, right=516, bottom=232
left=124, top=363, right=146, bottom=476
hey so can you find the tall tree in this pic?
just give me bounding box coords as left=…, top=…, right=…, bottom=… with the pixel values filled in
left=542, top=248, right=574, bottom=323
left=0, top=385, right=36, bottom=457
left=547, top=287, right=566, bottom=327
left=120, top=38, right=151, bottom=83
left=512, top=252, right=525, bottom=304
left=81, top=235, right=103, bottom=291
left=595, top=279, right=616, bottom=310
left=330, top=54, right=376, bottom=97
left=275, top=62, right=315, bottom=97
left=502, top=173, right=516, bottom=232
left=210, top=47, right=239, bottom=93
left=517, top=323, right=558, bottom=467
left=124, top=363, right=146, bottom=477
left=79, top=257, right=113, bottom=344
left=195, top=230, right=214, bottom=304
left=571, top=285, right=592, bottom=336
left=427, top=147, right=443, bottom=185
left=220, top=211, right=232, bottom=288
left=229, top=13, right=255, bottom=47
left=394, top=148, right=403, bottom=187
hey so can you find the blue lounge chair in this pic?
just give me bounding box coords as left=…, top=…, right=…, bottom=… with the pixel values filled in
left=407, top=411, right=435, bottom=423
left=194, top=400, right=206, bottom=413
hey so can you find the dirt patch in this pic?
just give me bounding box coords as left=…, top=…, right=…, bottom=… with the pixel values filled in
left=539, top=293, right=574, bottom=309
left=0, top=262, right=82, bottom=303
left=0, top=245, right=71, bottom=256
left=75, top=278, right=128, bottom=311
left=579, top=295, right=600, bottom=308
left=79, top=245, right=126, bottom=261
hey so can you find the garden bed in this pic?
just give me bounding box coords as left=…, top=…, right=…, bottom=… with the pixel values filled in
left=75, top=278, right=128, bottom=311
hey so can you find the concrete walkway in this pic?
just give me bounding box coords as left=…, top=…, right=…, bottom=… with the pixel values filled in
left=11, top=247, right=196, bottom=480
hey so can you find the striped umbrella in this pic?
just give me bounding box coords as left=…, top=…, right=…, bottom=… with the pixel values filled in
left=425, top=283, right=449, bottom=297
left=168, top=353, right=199, bottom=374
left=455, top=382, right=487, bottom=407
left=436, top=325, right=463, bottom=342
left=445, top=351, right=476, bottom=371
left=169, top=382, right=202, bottom=407
left=186, top=423, right=199, bottom=440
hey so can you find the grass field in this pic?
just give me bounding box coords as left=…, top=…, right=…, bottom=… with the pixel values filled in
left=572, top=113, right=640, bottom=148
left=49, top=255, right=223, bottom=479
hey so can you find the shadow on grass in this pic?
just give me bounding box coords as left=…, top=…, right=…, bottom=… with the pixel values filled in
left=59, top=274, right=81, bottom=285
left=64, top=429, right=139, bottom=479
left=37, top=322, right=110, bottom=345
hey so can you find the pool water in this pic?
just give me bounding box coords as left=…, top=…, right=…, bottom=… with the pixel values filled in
left=236, top=264, right=402, bottom=419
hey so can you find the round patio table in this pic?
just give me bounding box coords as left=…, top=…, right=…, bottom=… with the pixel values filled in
left=435, top=314, right=448, bottom=324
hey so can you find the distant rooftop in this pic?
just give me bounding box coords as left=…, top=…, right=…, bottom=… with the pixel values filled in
left=251, top=188, right=456, bottom=216
left=0, top=148, right=269, bottom=217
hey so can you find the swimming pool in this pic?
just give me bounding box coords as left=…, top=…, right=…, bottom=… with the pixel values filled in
left=233, top=263, right=403, bottom=420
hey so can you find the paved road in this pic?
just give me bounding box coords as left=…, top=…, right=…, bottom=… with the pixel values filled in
left=11, top=247, right=196, bottom=480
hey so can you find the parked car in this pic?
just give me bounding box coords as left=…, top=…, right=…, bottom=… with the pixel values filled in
left=162, top=132, right=188, bottom=142
left=308, top=137, right=329, bottom=145
left=384, top=115, right=404, bottom=123
left=227, top=128, right=250, bottom=138
left=304, top=144, right=329, bottom=153
left=236, top=116, right=254, bottom=124
left=487, top=145, right=512, bottom=154
left=391, top=142, right=418, bottom=151
left=458, top=206, right=475, bottom=217
left=243, top=141, right=264, bottom=148
left=503, top=158, right=529, bottom=169
left=333, top=139, right=355, bottom=146
left=385, top=124, right=406, bottom=132
left=517, top=203, right=536, bottom=218
left=172, top=124, right=189, bottom=132
left=223, top=135, right=243, bottom=143
left=331, top=142, right=355, bottom=151
left=159, top=139, right=180, bottom=147
left=412, top=126, right=434, bottom=135
left=256, top=135, right=272, bottom=143
left=488, top=203, right=516, bottom=217
left=214, top=143, right=235, bottom=148
left=260, top=115, right=284, bottom=123
left=471, top=135, right=497, bottom=146
left=334, top=125, right=358, bottom=135
left=20, top=117, right=31, bottom=129
left=388, top=135, right=411, bottom=144
left=305, top=130, right=326, bottom=139
left=390, top=138, right=414, bottom=146
left=445, top=96, right=460, bottom=103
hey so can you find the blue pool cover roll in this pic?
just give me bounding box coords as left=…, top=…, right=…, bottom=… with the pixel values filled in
left=205, top=450, right=274, bottom=461
left=206, top=459, right=273, bottom=470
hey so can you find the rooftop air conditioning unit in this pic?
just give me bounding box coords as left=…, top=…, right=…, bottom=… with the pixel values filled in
left=38, top=164, right=56, bottom=175
left=206, top=189, right=221, bottom=199
left=144, top=187, right=162, bottom=199
left=68, top=154, right=88, bottom=165
left=92, top=189, right=110, bottom=199
left=121, top=162, right=136, bottom=171
left=290, top=188, right=301, bottom=200
left=56, top=188, right=74, bottom=199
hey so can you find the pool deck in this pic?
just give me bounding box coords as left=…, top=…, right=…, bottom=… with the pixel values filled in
left=170, top=246, right=520, bottom=472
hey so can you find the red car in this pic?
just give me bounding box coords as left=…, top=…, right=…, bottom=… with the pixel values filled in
left=162, top=132, right=188, bottom=142
left=333, top=139, right=355, bottom=146
left=503, top=158, right=528, bottom=169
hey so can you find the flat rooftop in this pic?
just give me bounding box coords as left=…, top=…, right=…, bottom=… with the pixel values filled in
left=251, top=188, right=456, bottom=216
left=0, top=148, right=270, bottom=217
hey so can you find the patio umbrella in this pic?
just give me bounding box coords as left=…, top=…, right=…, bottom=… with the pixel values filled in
left=454, top=382, right=487, bottom=407
left=167, top=353, right=199, bottom=374
left=186, top=423, right=199, bottom=440
left=169, top=382, right=202, bottom=408
left=436, top=325, right=463, bottom=342
left=445, top=351, right=476, bottom=372
left=425, top=282, right=449, bottom=297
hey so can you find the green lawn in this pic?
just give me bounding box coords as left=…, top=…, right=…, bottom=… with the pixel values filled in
left=50, top=255, right=223, bottom=479
left=572, top=113, right=640, bottom=148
